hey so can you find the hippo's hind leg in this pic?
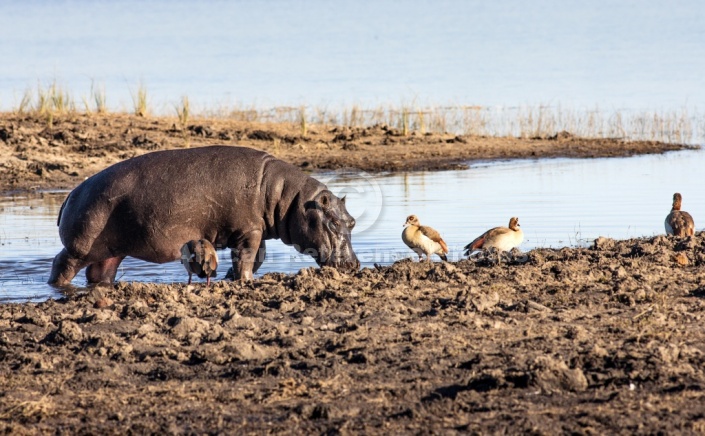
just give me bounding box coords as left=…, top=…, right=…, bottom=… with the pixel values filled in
left=48, top=248, right=89, bottom=286
left=85, top=256, right=126, bottom=285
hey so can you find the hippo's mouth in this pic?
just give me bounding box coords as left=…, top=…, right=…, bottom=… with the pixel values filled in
left=318, top=255, right=360, bottom=272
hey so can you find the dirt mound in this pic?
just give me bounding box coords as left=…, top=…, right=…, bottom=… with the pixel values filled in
left=1, top=233, right=705, bottom=432
left=0, top=113, right=694, bottom=193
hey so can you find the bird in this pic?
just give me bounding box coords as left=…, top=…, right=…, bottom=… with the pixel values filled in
left=402, top=215, right=449, bottom=262
left=180, top=239, right=218, bottom=285
left=464, top=217, right=524, bottom=256
left=665, top=193, right=695, bottom=237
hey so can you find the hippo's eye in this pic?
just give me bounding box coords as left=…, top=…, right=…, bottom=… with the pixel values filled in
left=326, top=219, right=340, bottom=232
left=348, top=218, right=356, bottom=229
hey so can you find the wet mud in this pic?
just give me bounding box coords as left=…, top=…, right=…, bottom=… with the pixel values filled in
left=2, top=233, right=705, bottom=433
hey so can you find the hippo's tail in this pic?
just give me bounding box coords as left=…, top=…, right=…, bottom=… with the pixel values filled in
left=57, top=193, right=70, bottom=226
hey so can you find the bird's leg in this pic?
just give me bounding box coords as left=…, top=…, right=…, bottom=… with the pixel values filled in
left=414, top=248, right=423, bottom=262
left=206, top=275, right=211, bottom=286
left=187, top=273, right=192, bottom=285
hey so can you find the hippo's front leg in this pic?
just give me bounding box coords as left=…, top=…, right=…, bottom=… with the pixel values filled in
left=253, top=239, right=266, bottom=275
left=230, top=231, right=264, bottom=280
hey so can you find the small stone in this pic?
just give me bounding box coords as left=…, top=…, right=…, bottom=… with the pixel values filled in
left=94, top=297, right=113, bottom=309
left=674, top=252, right=689, bottom=266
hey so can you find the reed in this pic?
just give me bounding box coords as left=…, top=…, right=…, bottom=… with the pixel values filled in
left=92, top=81, right=107, bottom=114
left=17, top=88, right=32, bottom=114
left=49, top=82, right=72, bottom=114
left=3, top=80, right=703, bottom=144
left=416, top=109, right=427, bottom=134
left=131, top=82, right=148, bottom=117
left=36, top=83, right=51, bottom=116
left=299, top=105, right=308, bottom=137
left=175, top=96, right=190, bottom=129
left=399, top=107, right=410, bottom=136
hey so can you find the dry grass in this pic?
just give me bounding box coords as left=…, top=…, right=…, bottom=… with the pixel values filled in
left=8, top=82, right=702, bottom=144
left=130, top=82, right=149, bottom=117
left=175, top=95, right=190, bottom=129
left=91, top=81, right=107, bottom=114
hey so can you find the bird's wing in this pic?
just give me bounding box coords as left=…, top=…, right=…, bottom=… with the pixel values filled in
left=205, top=248, right=219, bottom=276
left=670, top=211, right=696, bottom=236
left=193, top=243, right=205, bottom=266
left=683, top=212, right=696, bottom=234
left=464, top=234, right=485, bottom=252
left=180, top=243, right=194, bottom=272
left=419, top=225, right=448, bottom=253
left=463, top=226, right=510, bottom=252
left=485, top=226, right=511, bottom=239
left=465, top=227, right=499, bottom=251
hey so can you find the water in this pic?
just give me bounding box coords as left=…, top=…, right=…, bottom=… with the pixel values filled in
left=1, top=149, right=703, bottom=302
left=0, top=0, right=703, bottom=111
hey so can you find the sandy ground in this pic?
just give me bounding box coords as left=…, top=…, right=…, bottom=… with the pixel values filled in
left=0, top=112, right=695, bottom=192
left=1, top=234, right=705, bottom=433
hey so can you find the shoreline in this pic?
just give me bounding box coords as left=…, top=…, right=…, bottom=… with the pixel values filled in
left=0, top=112, right=697, bottom=194
left=1, top=234, right=704, bottom=432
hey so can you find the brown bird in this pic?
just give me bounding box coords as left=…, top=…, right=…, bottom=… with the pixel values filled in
left=402, top=215, right=449, bottom=261
left=665, top=193, right=695, bottom=237
left=464, top=217, right=524, bottom=256
left=181, top=239, right=218, bottom=285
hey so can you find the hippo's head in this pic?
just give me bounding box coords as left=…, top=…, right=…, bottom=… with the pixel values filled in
left=292, top=190, right=360, bottom=272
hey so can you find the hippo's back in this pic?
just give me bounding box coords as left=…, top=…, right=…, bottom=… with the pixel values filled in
left=57, top=146, right=310, bottom=260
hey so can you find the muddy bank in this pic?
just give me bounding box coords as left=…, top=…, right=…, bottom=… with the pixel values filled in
left=2, top=233, right=705, bottom=433
left=0, top=113, right=695, bottom=193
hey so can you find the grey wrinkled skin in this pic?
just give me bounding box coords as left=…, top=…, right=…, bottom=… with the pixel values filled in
left=48, top=146, right=359, bottom=286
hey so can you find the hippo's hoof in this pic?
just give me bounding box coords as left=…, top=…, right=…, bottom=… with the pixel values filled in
left=224, top=267, right=235, bottom=281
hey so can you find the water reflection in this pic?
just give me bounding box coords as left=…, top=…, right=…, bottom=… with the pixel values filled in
left=1, top=149, right=703, bottom=302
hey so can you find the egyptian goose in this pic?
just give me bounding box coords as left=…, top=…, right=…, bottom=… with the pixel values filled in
left=464, top=217, right=524, bottom=256
left=665, top=193, right=695, bottom=237
left=181, top=239, right=218, bottom=285
left=402, top=215, right=449, bottom=261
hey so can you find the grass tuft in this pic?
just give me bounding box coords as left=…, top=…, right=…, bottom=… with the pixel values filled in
left=299, top=106, right=308, bottom=137
left=17, top=88, right=33, bottom=114
left=175, top=96, right=190, bottom=129
left=131, top=82, right=148, bottom=117
left=92, top=81, right=107, bottom=114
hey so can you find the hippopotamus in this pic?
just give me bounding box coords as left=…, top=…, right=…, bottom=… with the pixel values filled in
left=48, top=145, right=359, bottom=286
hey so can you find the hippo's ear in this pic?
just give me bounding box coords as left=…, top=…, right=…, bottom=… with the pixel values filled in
left=311, top=191, right=332, bottom=210
left=341, top=195, right=346, bottom=205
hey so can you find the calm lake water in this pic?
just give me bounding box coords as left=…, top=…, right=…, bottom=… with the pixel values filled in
left=1, top=149, right=703, bottom=302
left=0, top=0, right=703, bottom=111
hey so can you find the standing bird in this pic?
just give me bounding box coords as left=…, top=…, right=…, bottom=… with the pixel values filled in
left=402, top=215, right=449, bottom=261
left=464, top=217, right=524, bottom=256
left=181, top=239, right=218, bottom=285
left=665, top=193, right=695, bottom=237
